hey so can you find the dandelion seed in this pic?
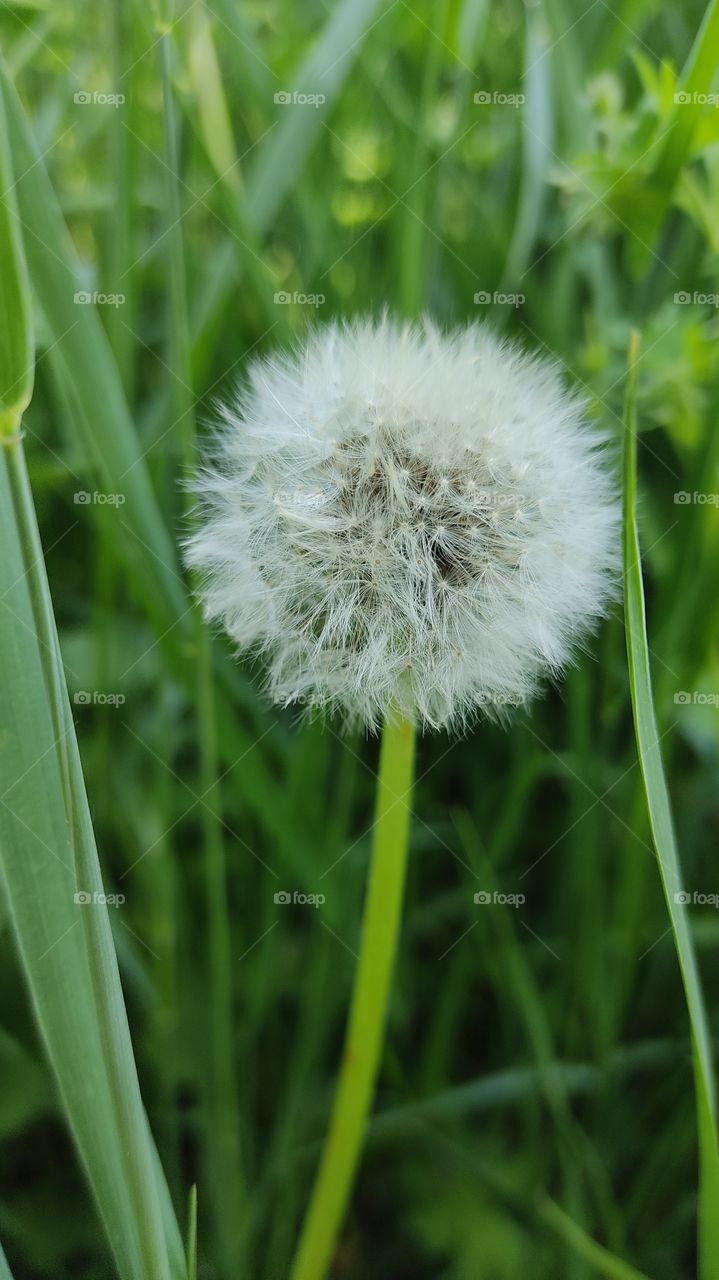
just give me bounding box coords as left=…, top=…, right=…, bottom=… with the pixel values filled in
left=186, top=315, right=619, bottom=731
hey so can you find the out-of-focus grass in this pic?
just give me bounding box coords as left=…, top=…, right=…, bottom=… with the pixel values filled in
left=0, top=1, right=718, bottom=1278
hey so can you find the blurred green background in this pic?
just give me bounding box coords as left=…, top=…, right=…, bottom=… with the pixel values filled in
left=1, top=0, right=719, bottom=1276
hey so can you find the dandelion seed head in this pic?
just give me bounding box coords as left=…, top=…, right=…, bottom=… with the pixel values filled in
left=185, top=315, right=619, bottom=731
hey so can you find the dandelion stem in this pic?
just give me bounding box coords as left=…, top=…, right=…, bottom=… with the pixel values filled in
left=290, top=712, right=416, bottom=1280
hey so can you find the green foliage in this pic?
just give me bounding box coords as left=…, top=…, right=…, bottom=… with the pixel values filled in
left=623, top=332, right=719, bottom=1278
left=1, top=0, right=718, bottom=1277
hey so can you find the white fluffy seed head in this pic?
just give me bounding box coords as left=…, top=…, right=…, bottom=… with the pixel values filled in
left=185, top=315, right=619, bottom=732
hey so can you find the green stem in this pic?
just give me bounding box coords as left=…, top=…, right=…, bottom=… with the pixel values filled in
left=290, top=713, right=416, bottom=1280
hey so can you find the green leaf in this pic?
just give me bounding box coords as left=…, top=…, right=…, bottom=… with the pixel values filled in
left=622, top=330, right=719, bottom=1278
left=0, top=442, right=186, bottom=1280
left=0, top=82, right=33, bottom=435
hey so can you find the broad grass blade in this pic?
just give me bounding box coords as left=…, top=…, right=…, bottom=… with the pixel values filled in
left=0, top=82, right=186, bottom=1280
left=0, top=445, right=187, bottom=1280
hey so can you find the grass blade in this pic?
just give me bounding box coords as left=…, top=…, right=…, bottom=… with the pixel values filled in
left=622, top=330, right=719, bottom=1278
left=501, top=3, right=553, bottom=288
left=0, top=60, right=188, bottom=637
left=158, top=24, right=246, bottom=1271
left=186, top=1185, right=198, bottom=1280
left=245, top=0, right=383, bottom=231
left=539, top=1199, right=653, bottom=1280
left=0, top=83, right=185, bottom=1280
left=0, top=444, right=185, bottom=1280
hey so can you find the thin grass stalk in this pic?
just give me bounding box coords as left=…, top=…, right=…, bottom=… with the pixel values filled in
left=106, top=0, right=134, bottom=395
left=539, top=1198, right=652, bottom=1280
left=622, top=331, right=719, bottom=1277
left=186, top=1185, right=198, bottom=1280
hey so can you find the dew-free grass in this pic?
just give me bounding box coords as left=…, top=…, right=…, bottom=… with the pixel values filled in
left=1, top=2, right=719, bottom=1278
